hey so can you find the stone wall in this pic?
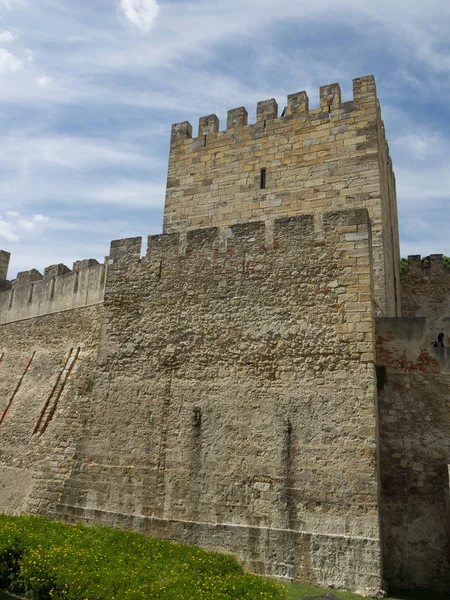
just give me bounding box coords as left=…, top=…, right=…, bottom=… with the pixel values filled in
left=36, top=209, right=384, bottom=595
left=0, top=305, right=103, bottom=516
left=164, top=75, right=400, bottom=317
left=0, top=259, right=105, bottom=325
left=0, top=251, right=11, bottom=292
left=0, top=251, right=10, bottom=281
left=401, top=255, right=450, bottom=336
left=376, top=317, right=450, bottom=591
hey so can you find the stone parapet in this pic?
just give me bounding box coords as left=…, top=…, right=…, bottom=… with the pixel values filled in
left=0, top=258, right=105, bottom=324
left=401, top=254, right=450, bottom=334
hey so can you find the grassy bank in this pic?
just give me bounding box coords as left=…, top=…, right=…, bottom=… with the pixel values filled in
left=284, top=582, right=450, bottom=600
left=0, top=516, right=447, bottom=600
left=0, top=515, right=284, bottom=600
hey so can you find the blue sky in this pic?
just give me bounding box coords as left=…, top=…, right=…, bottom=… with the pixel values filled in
left=1, top=0, right=449, bottom=277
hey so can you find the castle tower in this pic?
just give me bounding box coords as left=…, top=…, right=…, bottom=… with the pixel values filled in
left=164, top=75, right=401, bottom=318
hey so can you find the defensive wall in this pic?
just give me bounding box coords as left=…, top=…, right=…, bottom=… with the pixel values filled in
left=0, top=255, right=105, bottom=325
left=0, top=209, right=383, bottom=595
left=165, top=75, right=401, bottom=318
left=376, top=317, right=450, bottom=592
left=0, top=305, right=103, bottom=515
left=0, top=253, right=105, bottom=516
left=1, top=74, right=449, bottom=595
left=401, top=254, right=450, bottom=335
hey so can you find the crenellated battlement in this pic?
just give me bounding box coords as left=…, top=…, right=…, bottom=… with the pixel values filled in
left=1, top=72, right=449, bottom=595
left=402, top=254, right=450, bottom=274
left=401, top=255, right=450, bottom=336
left=0, top=255, right=106, bottom=325
left=170, top=76, right=377, bottom=144
left=164, top=74, right=400, bottom=319
left=108, top=208, right=369, bottom=266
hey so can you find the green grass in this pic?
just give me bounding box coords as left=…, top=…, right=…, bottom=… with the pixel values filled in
left=0, top=515, right=447, bottom=600
left=285, top=581, right=449, bottom=600
left=0, top=515, right=284, bottom=599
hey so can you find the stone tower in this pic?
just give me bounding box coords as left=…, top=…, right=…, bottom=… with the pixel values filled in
left=1, top=75, right=449, bottom=596
left=164, top=75, right=401, bottom=318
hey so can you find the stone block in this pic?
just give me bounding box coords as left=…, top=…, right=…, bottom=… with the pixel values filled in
left=44, top=263, right=71, bottom=279
left=227, top=107, right=248, bottom=130
left=287, top=91, right=309, bottom=115
left=256, top=98, right=278, bottom=121
left=171, top=121, right=193, bottom=144
left=320, top=83, right=341, bottom=110
left=198, top=114, right=219, bottom=137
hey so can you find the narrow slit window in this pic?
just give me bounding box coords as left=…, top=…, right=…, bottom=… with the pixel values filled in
left=204, top=135, right=207, bottom=147
left=260, top=168, right=266, bottom=189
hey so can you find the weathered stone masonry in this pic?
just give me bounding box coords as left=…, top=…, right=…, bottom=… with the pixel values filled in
left=376, top=318, right=450, bottom=592
left=0, top=74, right=449, bottom=595
left=401, top=254, right=450, bottom=335
left=165, top=75, right=401, bottom=318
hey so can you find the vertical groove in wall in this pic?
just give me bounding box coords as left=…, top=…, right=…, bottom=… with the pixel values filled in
left=283, top=418, right=295, bottom=531
left=34, top=347, right=80, bottom=436
left=156, top=376, right=172, bottom=516
left=190, top=406, right=203, bottom=522
left=0, top=351, right=36, bottom=426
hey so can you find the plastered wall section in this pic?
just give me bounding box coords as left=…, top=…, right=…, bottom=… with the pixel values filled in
left=376, top=317, right=450, bottom=592
left=51, top=209, right=382, bottom=595
left=0, top=261, right=105, bottom=325
left=0, top=305, right=103, bottom=516
left=164, top=75, right=399, bottom=317
left=401, top=255, right=450, bottom=335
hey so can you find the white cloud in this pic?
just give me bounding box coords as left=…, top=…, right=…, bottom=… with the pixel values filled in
left=1, top=0, right=450, bottom=271
left=0, top=47, right=22, bottom=73
left=33, top=214, right=49, bottom=223
left=35, top=74, right=52, bottom=87
left=0, top=212, right=49, bottom=244
left=119, top=0, right=159, bottom=32
left=0, top=219, right=19, bottom=242
left=0, top=29, right=14, bottom=43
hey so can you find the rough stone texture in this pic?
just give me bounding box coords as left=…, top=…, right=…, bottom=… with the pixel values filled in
left=376, top=317, right=450, bottom=592
left=164, top=76, right=401, bottom=317
left=0, top=250, right=10, bottom=281
left=31, top=209, right=380, bottom=595
left=44, top=264, right=71, bottom=279
left=0, top=467, right=36, bottom=515
left=401, top=255, right=450, bottom=336
left=0, top=305, right=103, bottom=516
left=1, top=74, right=449, bottom=595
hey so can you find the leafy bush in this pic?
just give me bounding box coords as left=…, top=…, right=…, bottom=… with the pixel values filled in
left=0, top=515, right=284, bottom=600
